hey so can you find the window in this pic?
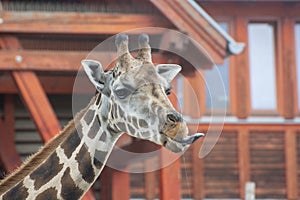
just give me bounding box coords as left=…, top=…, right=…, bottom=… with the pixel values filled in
left=295, top=24, right=300, bottom=110
left=205, top=23, right=230, bottom=110
left=248, top=23, right=277, bottom=111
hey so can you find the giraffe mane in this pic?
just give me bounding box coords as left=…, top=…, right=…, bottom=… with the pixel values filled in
left=0, top=95, right=99, bottom=195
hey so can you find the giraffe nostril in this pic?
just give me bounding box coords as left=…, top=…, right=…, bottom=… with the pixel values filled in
left=167, top=113, right=182, bottom=123
left=163, top=141, right=167, bottom=146
left=167, top=114, right=176, bottom=123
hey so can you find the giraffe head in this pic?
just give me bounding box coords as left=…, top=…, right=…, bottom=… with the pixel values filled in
left=82, top=34, right=204, bottom=153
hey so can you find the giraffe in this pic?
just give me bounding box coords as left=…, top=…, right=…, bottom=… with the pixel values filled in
left=0, top=34, right=204, bottom=200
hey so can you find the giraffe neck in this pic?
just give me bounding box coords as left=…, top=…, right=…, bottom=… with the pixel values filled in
left=0, top=94, right=123, bottom=200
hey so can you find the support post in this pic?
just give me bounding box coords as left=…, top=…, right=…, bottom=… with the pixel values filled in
left=111, top=170, right=130, bottom=200
left=0, top=95, right=22, bottom=172
left=191, top=124, right=205, bottom=200
left=277, top=18, right=298, bottom=118
left=284, top=129, right=298, bottom=199
left=238, top=128, right=250, bottom=199
left=159, top=82, right=182, bottom=200
left=231, top=17, right=251, bottom=118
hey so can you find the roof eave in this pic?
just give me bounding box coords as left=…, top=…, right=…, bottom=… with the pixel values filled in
left=188, top=0, right=245, bottom=56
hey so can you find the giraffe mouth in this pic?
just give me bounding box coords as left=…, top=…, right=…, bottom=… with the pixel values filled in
left=160, top=132, right=205, bottom=152
left=173, top=133, right=205, bottom=145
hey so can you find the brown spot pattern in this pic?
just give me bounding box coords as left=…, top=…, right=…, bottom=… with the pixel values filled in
left=2, top=182, right=28, bottom=200
left=139, top=119, right=148, bottom=128
left=88, top=119, right=100, bottom=139
left=99, top=131, right=107, bottom=142
left=61, top=168, right=84, bottom=200
left=116, top=122, right=126, bottom=132
left=132, top=116, right=138, bottom=128
left=36, top=187, right=58, bottom=200
left=83, top=109, right=95, bottom=125
left=61, top=128, right=82, bottom=158
left=30, top=152, right=64, bottom=190
left=118, top=105, right=125, bottom=116
left=75, top=145, right=95, bottom=183
left=127, top=124, right=136, bottom=134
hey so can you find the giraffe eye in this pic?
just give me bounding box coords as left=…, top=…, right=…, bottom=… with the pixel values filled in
left=115, top=88, right=131, bottom=99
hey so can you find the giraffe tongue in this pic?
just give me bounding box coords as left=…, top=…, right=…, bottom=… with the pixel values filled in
left=174, top=133, right=205, bottom=145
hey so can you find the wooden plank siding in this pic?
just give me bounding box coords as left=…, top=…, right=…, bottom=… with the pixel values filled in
left=249, top=131, right=286, bottom=198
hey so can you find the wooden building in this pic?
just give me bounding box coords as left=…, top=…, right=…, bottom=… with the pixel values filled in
left=0, top=0, right=300, bottom=199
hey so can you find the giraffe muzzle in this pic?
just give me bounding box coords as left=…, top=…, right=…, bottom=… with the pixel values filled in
left=174, top=133, right=205, bottom=145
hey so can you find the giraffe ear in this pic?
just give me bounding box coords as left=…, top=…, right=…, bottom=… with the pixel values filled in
left=156, top=64, right=182, bottom=83
left=82, top=59, right=106, bottom=91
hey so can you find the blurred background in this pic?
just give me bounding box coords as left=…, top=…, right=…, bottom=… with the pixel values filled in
left=0, top=0, right=299, bottom=199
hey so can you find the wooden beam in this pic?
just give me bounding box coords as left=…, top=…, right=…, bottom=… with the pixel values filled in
left=237, top=128, right=250, bottom=199
left=0, top=95, right=22, bottom=172
left=190, top=125, right=205, bottom=200
left=277, top=18, right=298, bottom=119
left=0, top=11, right=172, bottom=35
left=145, top=158, right=157, bottom=200
left=12, top=71, right=62, bottom=141
left=201, top=2, right=300, bottom=18
left=284, top=129, right=298, bottom=199
left=0, top=74, right=95, bottom=94
left=100, top=168, right=112, bottom=200
left=159, top=149, right=181, bottom=200
left=231, top=16, right=250, bottom=119
left=0, top=50, right=176, bottom=72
